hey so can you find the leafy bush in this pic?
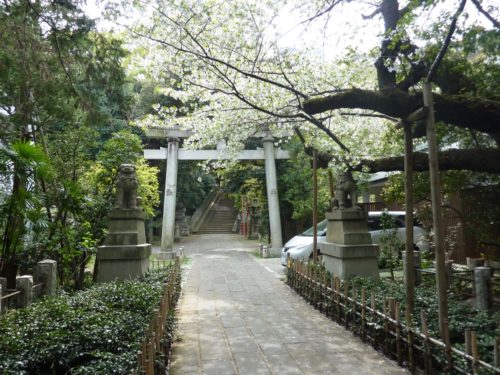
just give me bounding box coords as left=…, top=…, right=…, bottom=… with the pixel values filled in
left=0, top=267, right=179, bottom=374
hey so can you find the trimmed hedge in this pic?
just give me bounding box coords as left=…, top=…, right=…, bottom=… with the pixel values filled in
left=0, top=267, right=179, bottom=374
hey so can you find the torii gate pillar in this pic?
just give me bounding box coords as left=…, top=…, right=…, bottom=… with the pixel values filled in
left=145, top=127, right=288, bottom=258
left=161, top=137, right=179, bottom=254
left=263, top=136, right=283, bottom=256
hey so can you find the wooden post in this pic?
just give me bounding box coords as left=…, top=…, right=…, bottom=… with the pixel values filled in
left=384, top=299, right=390, bottom=354
left=361, top=288, right=366, bottom=341
left=146, top=341, right=154, bottom=375
left=323, top=271, right=327, bottom=315
left=403, top=122, right=415, bottom=314
left=312, top=266, right=316, bottom=307
left=331, top=277, right=336, bottom=320
left=344, top=281, right=349, bottom=328
left=303, top=261, right=307, bottom=298
left=423, top=83, right=450, bottom=347
left=314, top=266, right=318, bottom=307
left=299, top=261, right=302, bottom=292
left=335, top=277, right=341, bottom=320
left=421, top=311, right=432, bottom=375
left=494, top=331, right=500, bottom=369
left=313, top=148, right=318, bottom=263
left=465, top=328, right=473, bottom=372
left=405, top=306, right=415, bottom=374
left=352, top=284, right=357, bottom=325
left=371, top=291, right=376, bottom=336
left=471, top=331, right=478, bottom=375
left=395, top=301, right=402, bottom=365
left=465, top=328, right=472, bottom=355
left=137, top=350, right=143, bottom=373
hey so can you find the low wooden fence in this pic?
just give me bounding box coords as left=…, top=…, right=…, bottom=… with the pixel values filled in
left=133, top=256, right=181, bottom=375
left=287, top=259, right=500, bottom=375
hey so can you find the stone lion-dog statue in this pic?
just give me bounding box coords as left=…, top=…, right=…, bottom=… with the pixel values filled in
left=114, top=164, right=139, bottom=209
left=331, top=170, right=359, bottom=210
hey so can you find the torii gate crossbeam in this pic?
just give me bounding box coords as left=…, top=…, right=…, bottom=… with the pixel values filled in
left=144, top=128, right=289, bottom=258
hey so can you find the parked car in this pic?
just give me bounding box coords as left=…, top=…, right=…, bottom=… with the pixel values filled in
left=280, top=211, right=429, bottom=266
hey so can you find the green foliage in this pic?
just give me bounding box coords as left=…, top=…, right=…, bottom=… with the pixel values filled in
left=378, top=210, right=402, bottom=277
left=0, top=266, right=179, bottom=374
left=0, top=142, right=52, bottom=274
left=279, top=144, right=330, bottom=223
left=82, top=130, right=159, bottom=227
left=0, top=0, right=135, bottom=289
left=176, top=161, right=216, bottom=215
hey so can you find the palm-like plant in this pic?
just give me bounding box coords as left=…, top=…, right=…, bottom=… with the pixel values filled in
left=0, top=141, right=52, bottom=287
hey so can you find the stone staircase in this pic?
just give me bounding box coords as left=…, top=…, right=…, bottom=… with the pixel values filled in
left=197, top=197, right=238, bottom=234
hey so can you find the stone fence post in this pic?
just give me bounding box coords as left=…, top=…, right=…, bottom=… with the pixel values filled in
left=403, top=251, right=421, bottom=286
left=16, top=275, right=33, bottom=308
left=35, top=260, right=57, bottom=296
left=474, top=267, right=491, bottom=310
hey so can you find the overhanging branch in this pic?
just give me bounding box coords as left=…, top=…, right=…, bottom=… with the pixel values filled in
left=302, top=88, right=500, bottom=142
left=351, top=149, right=500, bottom=173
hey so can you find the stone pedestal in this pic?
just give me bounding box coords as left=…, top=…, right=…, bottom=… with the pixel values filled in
left=402, top=251, right=421, bottom=286
left=175, top=207, right=190, bottom=238
left=96, top=208, right=151, bottom=283
left=319, top=209, right=379, bottom=279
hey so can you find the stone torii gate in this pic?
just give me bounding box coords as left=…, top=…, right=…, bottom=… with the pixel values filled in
left=144, top=127, right=289, bottom=258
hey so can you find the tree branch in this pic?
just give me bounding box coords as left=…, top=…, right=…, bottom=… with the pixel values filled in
left=350, top=148, right=500, bottom=173
left=302, top=88, right=500, bottom=143
left=426, top=0, right=467, bottom=82
left=470, top=0, right=500, bottom=28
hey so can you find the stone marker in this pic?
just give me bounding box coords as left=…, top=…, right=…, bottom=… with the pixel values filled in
left=403, top=250, right=421, bottom=286
left=95, top=164, right=151, bottom=283
left=16, top=275, right=33, bottom=308
left=35, top=260, right=57, bottom=296
left=474, top=266, right=491, bottom=310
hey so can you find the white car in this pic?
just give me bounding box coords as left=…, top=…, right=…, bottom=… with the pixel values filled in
left=280, top=211, right=429, bottom=266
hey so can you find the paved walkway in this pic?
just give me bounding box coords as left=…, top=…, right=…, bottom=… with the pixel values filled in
left=168, top=234, right=407, bottom=375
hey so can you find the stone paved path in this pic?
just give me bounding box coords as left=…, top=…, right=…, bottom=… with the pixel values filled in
left=168, top=234, right=407, bottom=375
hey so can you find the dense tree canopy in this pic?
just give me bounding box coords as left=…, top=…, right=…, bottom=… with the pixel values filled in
left=0, top=0, right=159, bottom=288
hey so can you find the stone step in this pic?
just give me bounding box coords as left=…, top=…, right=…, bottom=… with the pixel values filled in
left=198, top=197, right=238, bottom=234
left=197, top=229, right=234, bottom=234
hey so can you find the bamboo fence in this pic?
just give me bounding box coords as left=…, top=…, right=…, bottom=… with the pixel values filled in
left=287, top=259, right=500, bottom=375
left=133, top=256, right=181, bottom=375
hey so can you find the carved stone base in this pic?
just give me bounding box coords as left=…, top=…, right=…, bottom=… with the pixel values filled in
left=96, top=208, right=151, bottom=283
left=96, top=245, right=151, bottom=283
left=320, top=208, right=379, bottom=279
left=320, top=243, right=379, bottom=279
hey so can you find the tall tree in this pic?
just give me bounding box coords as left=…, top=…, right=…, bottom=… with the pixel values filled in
left=0, top=0, right=137, bottom=287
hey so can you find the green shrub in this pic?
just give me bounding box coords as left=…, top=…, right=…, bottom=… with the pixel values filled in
left=0, top=267, right=179, bottom=374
